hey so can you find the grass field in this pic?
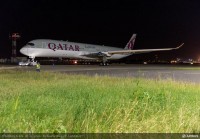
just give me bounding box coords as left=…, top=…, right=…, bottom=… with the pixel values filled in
left=0, top=70, right=199, bottom=133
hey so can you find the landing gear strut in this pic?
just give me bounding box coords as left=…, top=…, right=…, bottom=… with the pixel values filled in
left=100, top=56, right=109, bottom=66
left=30, top=57, right=35, bottom=62
left=29, top=57, right=37, bottom=66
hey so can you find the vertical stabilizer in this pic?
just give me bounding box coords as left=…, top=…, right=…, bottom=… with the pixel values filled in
left=124, top=34, right=136, bottom=50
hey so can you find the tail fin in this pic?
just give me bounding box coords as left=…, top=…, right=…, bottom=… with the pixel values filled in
left=124, top=34, right=136, bottom=50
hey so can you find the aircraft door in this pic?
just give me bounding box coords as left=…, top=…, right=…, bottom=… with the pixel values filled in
left=42, top=42, right=47, bottom=48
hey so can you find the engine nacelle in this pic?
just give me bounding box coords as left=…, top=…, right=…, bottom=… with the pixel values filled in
left=98, top=52, right=112, bottom=57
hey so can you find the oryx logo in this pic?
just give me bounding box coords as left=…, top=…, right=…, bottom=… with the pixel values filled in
left=127, top=36, right=136, bottom=50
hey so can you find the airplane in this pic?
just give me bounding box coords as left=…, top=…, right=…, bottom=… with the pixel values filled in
left=20, top=34, right=184, bottom=66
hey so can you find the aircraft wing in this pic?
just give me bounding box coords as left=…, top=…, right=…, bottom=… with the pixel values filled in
left=108, top=43, right=184, bottom=55
left=81, top=43, right=184, bottom=58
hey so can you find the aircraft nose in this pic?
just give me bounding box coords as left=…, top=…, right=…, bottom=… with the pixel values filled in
left=20, top=47, right=28, bottom=56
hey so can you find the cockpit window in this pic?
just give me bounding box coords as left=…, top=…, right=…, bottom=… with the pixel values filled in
left=27, top=43, right=35, bottom=46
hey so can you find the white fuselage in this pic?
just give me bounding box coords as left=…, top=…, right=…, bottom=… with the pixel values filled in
left=20, top=34, right=183, bottom=62
left=20, top=39, right=130, bottom=60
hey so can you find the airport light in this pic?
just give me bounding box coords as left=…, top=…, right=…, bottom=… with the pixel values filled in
left=9, top=33, right=21, bottom=59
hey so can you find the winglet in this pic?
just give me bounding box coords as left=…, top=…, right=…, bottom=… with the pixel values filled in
left=175, top=43, right=184, bottom=49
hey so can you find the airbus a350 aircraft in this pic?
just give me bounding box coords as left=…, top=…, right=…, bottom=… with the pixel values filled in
left=20, top=34, right=183, bottom=65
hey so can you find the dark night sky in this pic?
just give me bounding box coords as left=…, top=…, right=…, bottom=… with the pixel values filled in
left=1, top=0, right=200, bottom=60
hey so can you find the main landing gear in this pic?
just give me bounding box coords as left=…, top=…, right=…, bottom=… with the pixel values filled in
left=99, top=62, right=109, bottom=66
left=99, top=56, right=109, bottom=66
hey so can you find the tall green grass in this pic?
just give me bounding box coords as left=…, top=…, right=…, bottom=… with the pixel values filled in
left=0, top=70, right=199, bottom=133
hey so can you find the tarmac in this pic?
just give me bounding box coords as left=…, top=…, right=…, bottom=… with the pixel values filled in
left=1, top=64, right=200, bottom=84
